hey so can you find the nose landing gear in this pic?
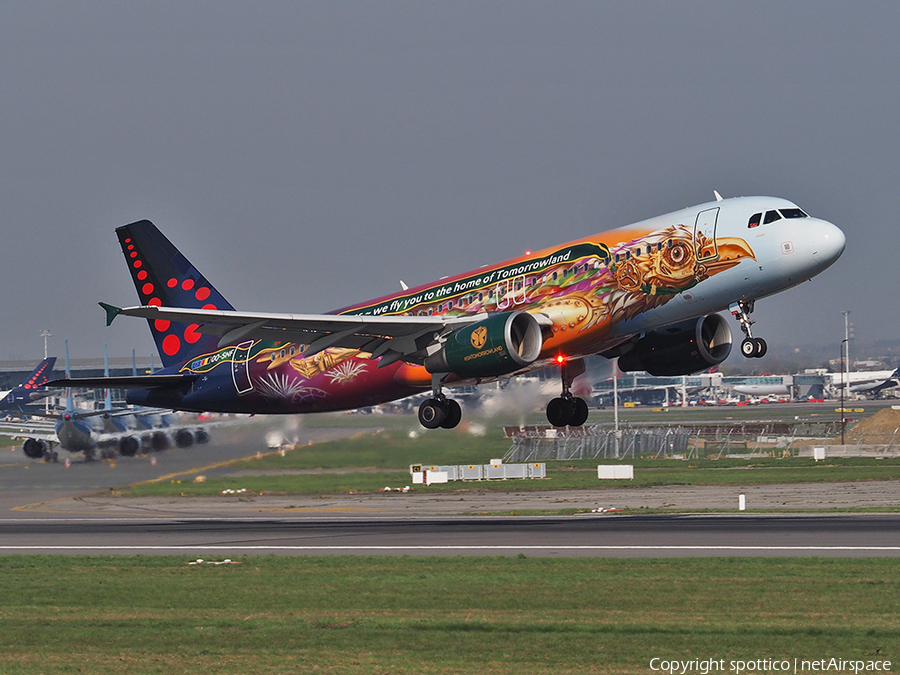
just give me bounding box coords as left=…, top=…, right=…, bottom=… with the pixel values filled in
left=730, top=300, right=767, bottom=358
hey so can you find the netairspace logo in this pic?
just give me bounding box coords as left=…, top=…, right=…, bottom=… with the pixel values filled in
left=649, top=658, right=892, bottom=675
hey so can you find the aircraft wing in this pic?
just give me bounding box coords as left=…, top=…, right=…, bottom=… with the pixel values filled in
left=0, top=422, right=58, bottom=442
left=101, top=303, right=495, bottom=367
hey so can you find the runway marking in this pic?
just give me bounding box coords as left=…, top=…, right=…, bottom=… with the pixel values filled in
left=0, top=545, right=898, bottom=552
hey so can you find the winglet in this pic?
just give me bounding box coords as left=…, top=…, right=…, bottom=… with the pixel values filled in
left=713, top=190, right=724, bottom=202
left=99, top=302, right=122, bottom=326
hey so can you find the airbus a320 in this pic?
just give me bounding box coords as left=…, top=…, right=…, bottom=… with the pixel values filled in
left=55, top=194, right=845, bottom=429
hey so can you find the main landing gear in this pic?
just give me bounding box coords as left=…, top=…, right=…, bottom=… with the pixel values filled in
left=546, top=357, right=590, bottom=427
left=730, top=300, right=767, bottom=358
left=418, top=375, right=462, bottom=429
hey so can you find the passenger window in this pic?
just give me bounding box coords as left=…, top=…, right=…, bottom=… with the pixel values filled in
left=780, top=208, right=808, bottom=219
left=748, top=213, right=761, bottom=228
left=764, top=210, right=782, bottom=225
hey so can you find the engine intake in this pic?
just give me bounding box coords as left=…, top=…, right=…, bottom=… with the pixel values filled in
left=617, top=314, right=732, bottom=376
left=425, top=311, right=543, bottom=378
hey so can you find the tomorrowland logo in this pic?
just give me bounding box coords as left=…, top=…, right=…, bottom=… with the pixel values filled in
left=470, top=326, right=487, bottom=349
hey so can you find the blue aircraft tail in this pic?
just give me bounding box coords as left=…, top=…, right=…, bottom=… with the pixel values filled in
left=0, top=356, right=57, bottom=410
left=116, top=220, right=235, bottom=369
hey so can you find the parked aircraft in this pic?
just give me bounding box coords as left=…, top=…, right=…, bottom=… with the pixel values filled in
left=0, top=357, right=56, bottom=412
left=55, top=194, right=844, bottom=428
left=830, top=368, right=900, bottom=395
left=2, top=345, right=209, bottom=461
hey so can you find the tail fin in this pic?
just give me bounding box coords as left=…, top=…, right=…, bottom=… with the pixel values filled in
left=116, top=220, right=235, bottom=368
left=21, top=356, right=56, bottom=390
left=0, top=356, right=57, bottom=410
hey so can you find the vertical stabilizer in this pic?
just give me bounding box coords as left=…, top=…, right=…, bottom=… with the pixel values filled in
left=116, top=220, right=235, bottom=368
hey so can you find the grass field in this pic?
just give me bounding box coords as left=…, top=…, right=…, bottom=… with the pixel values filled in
left=121, top=427, right=900, bottom=499
left=0, top=556, right=896, bottom=674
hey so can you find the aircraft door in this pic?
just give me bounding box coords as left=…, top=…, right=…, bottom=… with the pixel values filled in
left=231, top=340, right=255, bottom=395
left=496, top=279, right=510, bottom=310
left=694, top=207, right=720, bottom=261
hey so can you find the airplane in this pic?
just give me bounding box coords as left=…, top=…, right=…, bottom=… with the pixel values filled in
left=2, top=344, right=209, bottom=461
left=830, top=368, right=900, bottom=395
left=52, top=194, right=845, bottom=429
left=0, top=357, right=57, bottom=412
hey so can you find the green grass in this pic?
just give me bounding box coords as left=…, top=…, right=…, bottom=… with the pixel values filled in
left=120, top=429, right=900, bottom=497
left=0, top=556, right=896, bottom=674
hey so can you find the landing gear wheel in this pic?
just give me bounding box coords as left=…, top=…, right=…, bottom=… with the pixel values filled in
left=547, top=396, right=575, bottom=427
left=440, top=399, right=462, bottom=429
left=418, top=398, right=447, bottom=429
left=569, top=397, right=589, bottom=427
left=741, top=338, right=757, bottom=358
left=741, top=337, right=767, bottom=358
left=753, top=337, right=767, bottom=358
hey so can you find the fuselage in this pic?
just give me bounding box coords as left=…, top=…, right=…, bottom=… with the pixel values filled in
left=128, top=196, right=845, bottom=414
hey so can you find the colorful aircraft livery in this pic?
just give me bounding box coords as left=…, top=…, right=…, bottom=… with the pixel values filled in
left=59, top=195, right=845, bottom=428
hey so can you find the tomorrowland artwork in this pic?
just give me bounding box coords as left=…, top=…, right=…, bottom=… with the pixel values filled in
left=178, top=224, right=755, bottom=403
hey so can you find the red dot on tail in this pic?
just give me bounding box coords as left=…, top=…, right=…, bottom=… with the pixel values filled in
left=162, top=334, right=181, bottom=356
left=130, top=251, right=138, bottom=258
left=182, top=279, right=195, bottom=291
left=133, top=260, right=142, bottom=268
left=202, top=303, right=217, bottom=310
left=167, top=278, right=178, bottom=288
left=148, top=297, right=161, bottom=306
left=127, top=244, right=134, bottom=251
left=137, top=270, right=148, bottom=280
left=142, top=283, right=154, bottom=295
left=154, top=319, right=170, bottom=332
left=184, top=324, right=202, bottom=343
left=125, top=238, right=131, bottom=243
left=195, top=287, right=210, bottom=301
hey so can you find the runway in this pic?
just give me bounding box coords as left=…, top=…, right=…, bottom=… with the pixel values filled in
left=2, top=421, right=899, bottom=558
left=0, top=514, right=898, bottom=557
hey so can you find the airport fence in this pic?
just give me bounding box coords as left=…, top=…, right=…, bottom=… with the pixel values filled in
left=503, top=426, right=690, bottom=462
left=503, top=421, right=848, bottom=461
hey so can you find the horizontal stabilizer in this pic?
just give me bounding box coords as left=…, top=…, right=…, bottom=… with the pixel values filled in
left=46, top=374, right=198, bottom=390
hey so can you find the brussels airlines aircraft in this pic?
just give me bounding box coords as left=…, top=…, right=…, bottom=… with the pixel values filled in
left=55, top=195, right=845, bottom=429
left=0, top=357, right=56, bottom=412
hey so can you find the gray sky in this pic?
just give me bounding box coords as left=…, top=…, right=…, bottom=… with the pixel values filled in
left=0, top=1, right=895, bottom=364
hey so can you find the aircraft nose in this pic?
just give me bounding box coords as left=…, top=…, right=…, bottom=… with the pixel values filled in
left=811, top=219, right=846, bottom=270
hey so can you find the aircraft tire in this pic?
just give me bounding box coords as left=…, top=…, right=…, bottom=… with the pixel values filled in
left=440, top=399, right=462, bottom=429
left=569, top=397, right=590, bottom=427
left=418, top=398, right=447, bottom=429
left=546, top=396, right=575, bottom=427
left=753, top=337, right=768, bottom=358
left=740, top=338, right=757, bottom=358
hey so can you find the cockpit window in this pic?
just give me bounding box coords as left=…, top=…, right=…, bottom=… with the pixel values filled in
left=763, top=210, right=782, bottom=225
left=779, top=208, right=808, bottom=219
left=748, top=213, right=761, bottom=228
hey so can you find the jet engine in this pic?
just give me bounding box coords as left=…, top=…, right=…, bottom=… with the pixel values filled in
left=22, top=438, right=47, bottom=459
left=118, top=436, right=139, bottom=457
left=424, top=311, right=543, bottom=378
left=616, top=314, right=732, bottom=376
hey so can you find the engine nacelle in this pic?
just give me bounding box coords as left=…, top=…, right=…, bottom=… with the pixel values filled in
left=424, top=311, right=543, bottom=379
left=118, top=436, right=139, bottom=457
left=617, top=314, right=732, bottom=376
left=22, top=438, right=47, bottom=459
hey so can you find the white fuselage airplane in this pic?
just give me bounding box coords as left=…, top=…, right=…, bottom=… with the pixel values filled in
left=57, top=194, right=845, bottom=429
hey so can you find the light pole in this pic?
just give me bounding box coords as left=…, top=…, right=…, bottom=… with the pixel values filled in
left=840, top=338, right=848, bottom=445
left=40, top=330, right=53, bottom=415
left=40, top=329, right=52, bottom=359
